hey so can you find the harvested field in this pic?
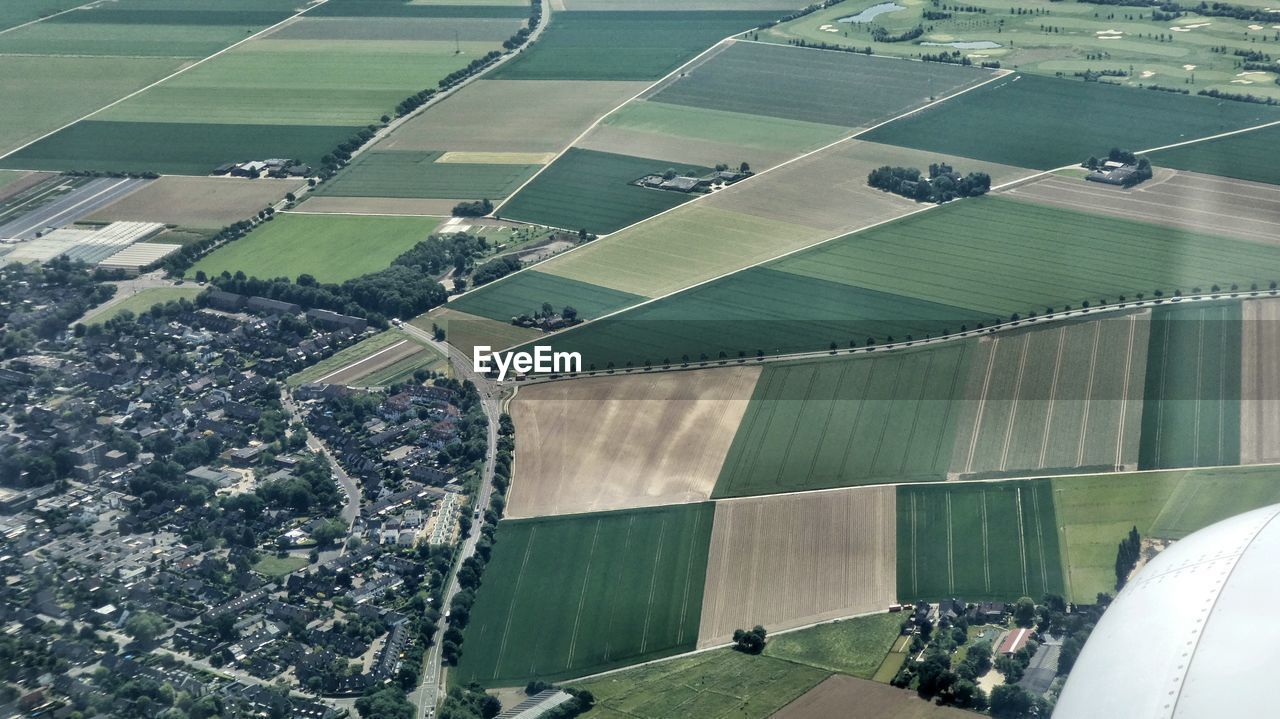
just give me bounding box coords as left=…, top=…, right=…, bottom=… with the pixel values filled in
left=716, top=345, right=972, bottom=498
left=312, top=150, right=540, bottom=200
left=1149, top=124, right=1280, bottom=186
left=1242, top=298, right=1280, bottom=464
left=697, top=486, right=895, bottom=647
left=863, top=73, right=1279, bottom=170
left=949, top=312, right=1149, bottom=480
left=295, top=197, right=458, bottom=215
left=447, top=269, right=643, bottom=324
left=1006, top=170, right=1280, bottom=246
left=413, top=307, right=542, bottom=357
left=1139, top=302, right=1242, bottom=470
left=650, top=41, right=996, bottom=128
left=772, top=675, right=975, bottom=719
left=378, top=80, right=649, bottom=153
left=85, top=176, right=305, bottom=229
left=575, top=124, right=799, bottom=172
left=454, top=504, right=714, bottom=686
left=506, top=366, right=760, bottom=518
left=897, top=480, right=1064, bottom=602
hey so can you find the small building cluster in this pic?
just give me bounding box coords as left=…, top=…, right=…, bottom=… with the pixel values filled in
left=212, top=159, right=312, bottom=179
left=633, top=166, right=752, bottom=194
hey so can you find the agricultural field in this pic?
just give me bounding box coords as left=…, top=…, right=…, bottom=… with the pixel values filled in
left=1005, top=170, right=1280, bottom=246
left=862, top=73, right=1278, bottom=170
left=0, top=1, right=85, bottom=31
left=762, top=0, right=1280, bottom=103
left=762, top=612, right=903, bottom=678
left=453, top=503, right=714, bottom=686
left=649, top=41, right=996, bottom=128
left=0, top=21, right=264, bottom=57
left=507, top=367, right=760, bottom=518
left=312, top=0, right=531, bottom=18
left=1241, top=298, right=1280, bottom=464
left=598, top=99, right=849, bottom=157
left=266, top=16, right=524, bottom=42
left=949, top=312, right=1149, bottom=480
left=897, top=480, right=1065, bottom=602
left=82, top=286, right=204, bottom=325
left=85, top=176, right=305, bottom=230
left=447, top=269, right=643, bottom=325
left=772, top=675, right=976, bottom=719
left=191, top=213, right=440, bottom=283
left=559, top=0, right=802, bottom=8
left=1138, top=302, right=1242, bottom=470
left=312, top=150, right=541, bottom=200
left=496, top=148, right=713, bottom=233
left=286, top=330, right=444, bottom=387
left=1150, top=125, right=1280, bottom=186
left=1149, top=465, right=1280, bottom=538
left=698, top=487, right=896, bottom=646
left=573, top=647, right=828, bottom=719
left=412, top=307, right=542, bottom=358
left=489, top=11, right=783, bottom=80
left=296, top=197, right=460, bottom=216
left=715, top=345, right=972, bottom=498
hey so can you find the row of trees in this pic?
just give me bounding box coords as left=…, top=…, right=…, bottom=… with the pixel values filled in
left=1114, top=526, right=1142, bottom=590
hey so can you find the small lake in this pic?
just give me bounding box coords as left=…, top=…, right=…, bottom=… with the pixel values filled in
left=920, top=40, right=1003, bottom=49
left=837, top=2, right=906, bottom=23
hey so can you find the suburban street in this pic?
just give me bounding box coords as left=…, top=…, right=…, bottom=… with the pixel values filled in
left=282, top=393, right=360, bottom=528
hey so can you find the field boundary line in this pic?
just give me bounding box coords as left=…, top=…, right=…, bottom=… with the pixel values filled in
left=1076, top=321, right=1103, bottom=466
left=282, top=210, right=453, bottom=219
left=0, top=0, right=103, bottom=37
left=965, top=339, right=999, bottom=475
left=1000, top=335, right=1031, bottom=472
left=639, top=517, right=669, bottom=654
left=1039, top=327, right=1066, bottom=468
left=0, top=0, right=335, bottom=164
left=315, top=339, right=409, bottom=384
left=1141, top=118, right=1280, bottom=155
left=565, top=519, right=602, bottom=668
left=492, top=525, right=538, bottom=680
left=1031, top=484, right=1050, bottom=595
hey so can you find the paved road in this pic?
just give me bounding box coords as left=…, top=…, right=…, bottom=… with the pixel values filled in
left=0, top=176, right=149, bottom=239
left=282, top=394, right=361, bottom=527
left=401, top=322, right=504, bottom=718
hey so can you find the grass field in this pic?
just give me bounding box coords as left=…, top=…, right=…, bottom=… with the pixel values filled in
left=897, top=479, right=1064, bottom=602
left=1138, top=302, right=1242, bottom=470
left=714, top=345, right=972, bottom=497
left=3, top=120, right=358, bottom=175
left=1150, top=125, right=1280, bottom=186
left=192, top=213, right=439, bottom=283
left=313, top=151, right=540, bottom=200
left=763, top=613, right=903, bottom=678
left=574, top=648, right=828, bottom=719
left=497, top=148, right=712, bottom=234
left=454, top=503, right=714, bottom=686
left=84, top=287, right=204, bottom=325
left=490, top=11, right=782, bottom=80
left=447, top=269, right=643, bottom=324
left=862, top=73, right=1278, bottom=170
left=1148, top=465, right=1280, bottom=539
left=287, top=331, right=404, bottom=386
left=252, top=555, right=310, bottom=577
left=86, top=176, right=304, bottom=229
left=650, top=41, right=993, bottom=128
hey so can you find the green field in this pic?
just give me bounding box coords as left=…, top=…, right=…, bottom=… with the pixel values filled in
left=252, top=555, right=310, bottom=577
left=490, top=11, right=782, bottom=80
left=862, top=73, right=1278, bottom=170
left=51, top=0, right=301, bottom=25
left=497, top=148, right=712, bottom=233
left=715, top=344, right=972, bottom=498
left=314, top=151, right=540, bottom=200
left=192, top=213, right=440, bottom=283
left=0, top=21, right=258, bottom=57
left=897, top=480, right=1064, bottom=602
left=356, top=346, right=448, bottom=386
left=2, top=120, right=357, bottom=175
left=454, top=503, right=714, bottom=686
left=602, top=100, right=849, bottom=155
left=1149, top=466, right=1280, bottom=539
left=763, top=613, right=903, bottom=679
left=1150, top=125, right=1280, bottom=186
left=574, top=648, right=828, bottom=719
left=0, top=0, right=81, bottom=31
left=286, top=330, right=402, bottom=386
left=651, top=41, right=993, bottom=128
left=1139, top=302, right=1242, bottom=470
left=312, top=0, right=531, bottom=17
left=87, top=287, right=204, bottom=325
left=269, top=16, right=525, bottom=42
left=447, top=269, right=644, bottom=324
left=532, top=197, right=1280, bottom=368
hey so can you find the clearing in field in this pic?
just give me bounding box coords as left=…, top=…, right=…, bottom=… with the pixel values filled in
left=1138, top=302, right=1242, bottom=470
left=447, top=269, right=643, bottom=324
left=1006, top=170, right=1280, bottom=247
left=773, top=675, right=976, bottom=719
left=378, top=80, right=650, bottom=153
left=572, top=647, right=828, bottom=719
left=1150, top=124, right=1280, bottom=186
left=489, top=11, right=782, bottom=80
left=1242, top=298, right=1280, bottom=464
left=453, top=503, right=714, bottom=686
left=948, top=312, right=1149, bottom=480
left=496, top=148, right=712, bottom=234
left=715, top=345, right=972, bottom=498
left=191, top=213, right=440, bottom=283
left=697, top=487, right=896, bottom=647
left=648, top=41, right=997, bottom=128
left=897, top=480, right=1064, bottom=602
left=83, top=287, right=204, bottom=325
left=85, top=176, right=305, bottom=230
left=762, top=613, right=904, bottom=679
left=862, top=73, right=1278, bottom=170
left=506, top=366, right=760, bottom=518
left=312, top=150, right=540, bottom=200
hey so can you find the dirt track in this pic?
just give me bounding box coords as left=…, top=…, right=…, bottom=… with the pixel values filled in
left=506, top=366, right=760, bottom=518
left=697, top=486, right=896, bottom=648
left=1241, top=298, right=1280, bottom=464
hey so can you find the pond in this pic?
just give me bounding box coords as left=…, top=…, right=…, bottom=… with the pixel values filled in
left=919, top=40, right=1003, bottom=49
left=837, top=2, right=906, bottom=23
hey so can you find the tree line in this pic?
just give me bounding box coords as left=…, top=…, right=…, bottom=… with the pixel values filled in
left=867, top=163, right=991, bottom=203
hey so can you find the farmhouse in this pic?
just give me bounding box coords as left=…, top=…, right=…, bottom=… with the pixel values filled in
left=1086, top=162, right=1138, bottom=186
left=998, top=627, right=1033, bottom=655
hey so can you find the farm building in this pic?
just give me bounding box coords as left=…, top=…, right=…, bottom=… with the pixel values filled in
left=1086, top=162, right=1138, bottom=185
left=998, top=627, right=1032, bottom=655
